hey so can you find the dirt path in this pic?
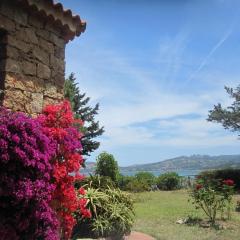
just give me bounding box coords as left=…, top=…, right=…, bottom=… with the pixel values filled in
left=77, top=231, right=155, bottom=240
left=125, top=231, right=155, bottom=240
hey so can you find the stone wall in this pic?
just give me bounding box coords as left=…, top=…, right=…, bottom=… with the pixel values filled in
left=0, top=0, right=66, bottom=115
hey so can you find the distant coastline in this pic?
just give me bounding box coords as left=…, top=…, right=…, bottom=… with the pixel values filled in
left=82, top=154, right=240, bottom=177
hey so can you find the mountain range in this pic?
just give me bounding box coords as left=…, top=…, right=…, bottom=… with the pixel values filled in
left=82, top=154, right=240, bottom=175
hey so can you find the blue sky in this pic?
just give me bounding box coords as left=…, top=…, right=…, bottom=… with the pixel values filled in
left=59, top=0, right=239, bottom=166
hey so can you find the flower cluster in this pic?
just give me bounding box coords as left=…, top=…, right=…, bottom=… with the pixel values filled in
left=39, top=100, right=90, bottom=239
left=78, top=188, right=92, bottom=219
left=223, top=179, right=234, bottom=186
left=0, top=107, right=59, bottom=240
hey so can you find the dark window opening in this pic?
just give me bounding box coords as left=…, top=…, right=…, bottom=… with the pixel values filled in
left=0, top=29, right=7, bottom=104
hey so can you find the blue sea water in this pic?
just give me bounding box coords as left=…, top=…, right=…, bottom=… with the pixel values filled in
left=120, top=169, right=201, bottom=177
left=82, top=169, right=201, bottom=177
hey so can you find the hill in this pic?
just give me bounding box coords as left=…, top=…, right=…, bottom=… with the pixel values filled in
left=82, top=154, right=240, bottom=175
left=121, top=154, right=240, bottom=172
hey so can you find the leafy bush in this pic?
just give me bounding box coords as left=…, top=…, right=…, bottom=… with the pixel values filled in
left=190, top=178, right=235, bottom=224
left=72, top=187, right=134, bottom=239
left=157, top=172, right=180, bottom=190
left=75, top=174, right=116, bottom=190
left=118, top=172, right=156, bottom=192
left=0, top=107, right=58, bottom=240
left=117, top=174, right=135, bottom=190
left=199, top=169, right=240, bottom=190
left=125, top=178, right=150, bottom=192
left=135, top=171, right=156, bottom=186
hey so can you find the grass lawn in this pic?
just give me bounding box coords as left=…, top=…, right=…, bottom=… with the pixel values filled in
left=132, top=190, right=240, bottom=240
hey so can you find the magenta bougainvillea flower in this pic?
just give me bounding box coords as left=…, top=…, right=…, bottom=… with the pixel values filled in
left=0, top=107, right=59, bottom=240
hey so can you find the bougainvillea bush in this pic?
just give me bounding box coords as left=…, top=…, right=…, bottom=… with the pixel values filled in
left=0, top=101, right=90, bottom=240
left=0, top=107, right=59, bottom=240
left=38, top=100, right=91, bottom=239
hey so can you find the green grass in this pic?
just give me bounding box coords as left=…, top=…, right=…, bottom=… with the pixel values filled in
left=132, top=190, right=240, bottom=240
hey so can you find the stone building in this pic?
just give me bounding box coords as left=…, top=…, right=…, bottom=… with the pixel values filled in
left=0, top=0, right=85, bottom=115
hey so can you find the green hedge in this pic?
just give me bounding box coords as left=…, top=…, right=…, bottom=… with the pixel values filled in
left=157, top=172, right=180, bottom=190
left=198, top=169, right=240, bottom=190
left=117, top=172, right=157, bottom=192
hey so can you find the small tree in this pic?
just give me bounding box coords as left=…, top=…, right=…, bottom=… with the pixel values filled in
left=95, top=152, right=119, bottom=183
left=208, top=85, right=240, bottom=135
left=64, top=73, right=104, bottom=158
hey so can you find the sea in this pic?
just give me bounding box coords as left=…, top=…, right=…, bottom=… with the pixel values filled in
left=120, top=169, right=201, bottom=177
left=82, top=169, right=201, bottom=178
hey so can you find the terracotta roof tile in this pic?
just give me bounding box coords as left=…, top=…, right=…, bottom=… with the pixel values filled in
left=17, top=0, right=86, bottom=42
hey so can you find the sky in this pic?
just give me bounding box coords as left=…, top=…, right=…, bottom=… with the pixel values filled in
left=59, top=0, right=240, bottom=166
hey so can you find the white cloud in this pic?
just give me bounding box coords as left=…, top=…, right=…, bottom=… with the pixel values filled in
left=66, top=32, right=239, bottom=152
left=187, top=28, right=233, bottom=82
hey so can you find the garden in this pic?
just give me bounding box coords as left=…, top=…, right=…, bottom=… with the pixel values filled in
left=1, top=0, right=240, bottom=239
left=119, top=168, right=240, bottom=240
left=133, top=189, right=240, bottom=240
left=1, top=90, right=240, bottom=239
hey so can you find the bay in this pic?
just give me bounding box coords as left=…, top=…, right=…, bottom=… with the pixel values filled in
left=120, top=169, right=201, bottom=177
left=81, top=169, right=201, bottom=177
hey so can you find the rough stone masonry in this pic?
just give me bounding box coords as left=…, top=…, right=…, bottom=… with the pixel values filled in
left=0, top=0, right=85, bottom=115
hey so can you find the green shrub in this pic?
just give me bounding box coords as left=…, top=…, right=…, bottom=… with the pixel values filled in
left=117, top=174, right=135, bottom=190
left=118, top=172, right=157, bottom=192
left=72, top=187, right=134, bottom=239
left=157, top=172, right=180, bottom=190
left=75, top=174, right=116, bottom=190
left=135, top=171, right=156, bottom=186
left=199, top=169, right=240, bottom=190
left=125, top=178, right=150, bottom=192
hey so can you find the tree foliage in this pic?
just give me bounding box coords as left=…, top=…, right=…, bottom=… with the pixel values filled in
left=208, top=85, right=240, bottom=134
left=64, top=73, right=104, bottom=157
left=95, top=152, right=119, bottom=183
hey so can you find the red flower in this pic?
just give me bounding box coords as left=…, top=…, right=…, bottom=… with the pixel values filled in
left=79, top=198, right=87, bottom=207
left=82, top=209, right=92, bottom=218
left=78, top=187, right=86, bottom=195
left=39, top=100, right=90, bottom=240
left=196, top=184, right=203, bottom=190
left=223, top=179, right=234, bottom=186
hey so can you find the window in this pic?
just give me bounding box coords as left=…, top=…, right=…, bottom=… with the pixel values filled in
left=0, top=29, right=7, bottom=103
